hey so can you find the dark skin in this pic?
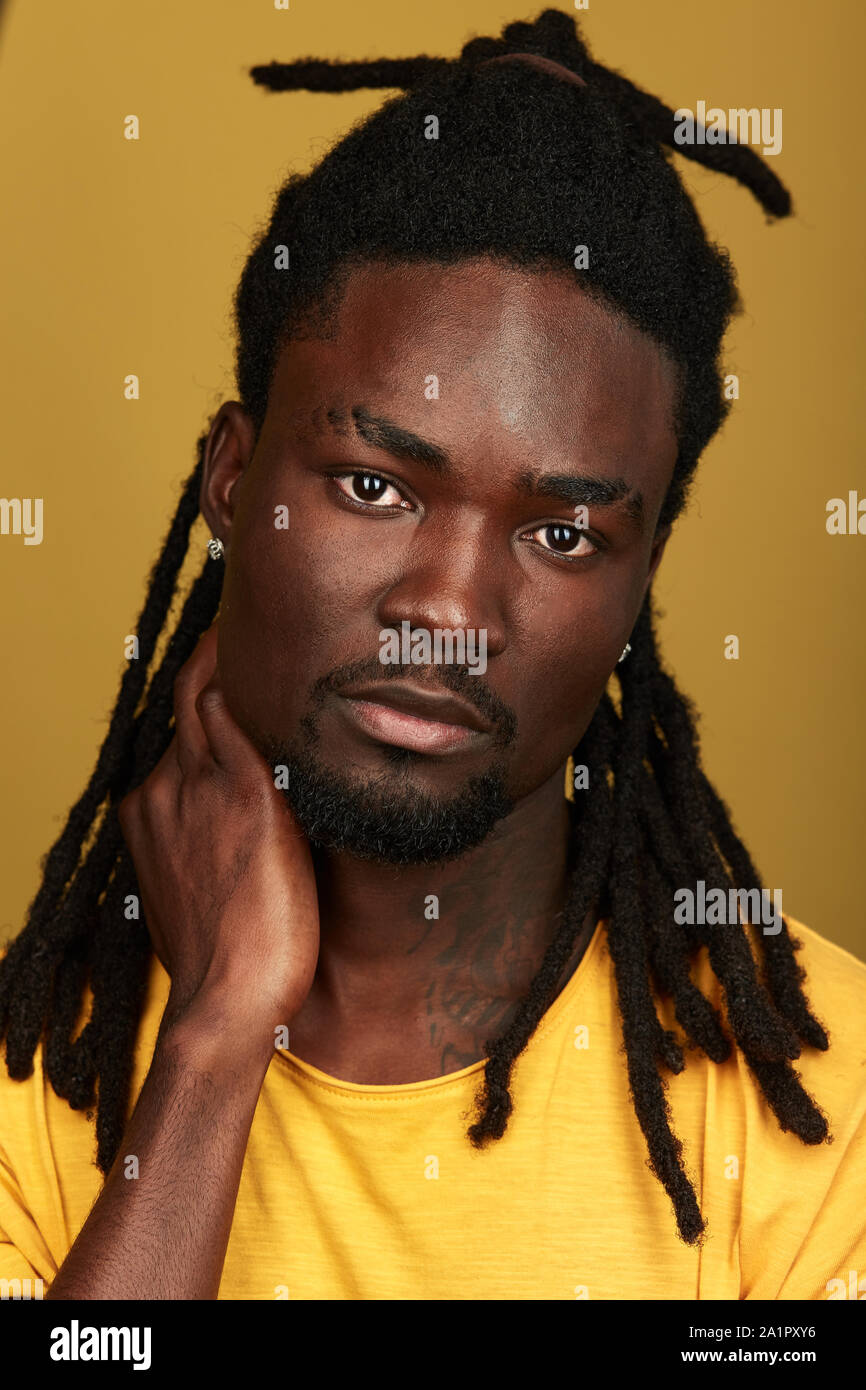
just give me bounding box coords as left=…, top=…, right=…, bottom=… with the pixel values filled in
left=198, top=257, right=679, bottom=1082
left=48, top=256, right=680, bottom=1300
left=45, top=49, right=685, bottom=1301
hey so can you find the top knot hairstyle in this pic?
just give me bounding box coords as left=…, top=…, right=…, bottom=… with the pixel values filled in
left=1, top=9, right=829, bottom=1247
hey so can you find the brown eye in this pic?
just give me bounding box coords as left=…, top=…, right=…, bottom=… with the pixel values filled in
left=333, top=472, right=409, bottom=508
left=530, top=522, right=598, bottom=559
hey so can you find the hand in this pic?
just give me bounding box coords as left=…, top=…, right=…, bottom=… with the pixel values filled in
left=117, top=622, right=320, bottom=1040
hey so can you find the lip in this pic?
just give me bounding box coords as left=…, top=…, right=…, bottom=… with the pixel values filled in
left=337, top=681, right=493, bottom=754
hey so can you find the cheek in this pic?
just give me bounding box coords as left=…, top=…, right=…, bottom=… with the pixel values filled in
left=520, top=655, right=610, bottom=756
left=511, top=607, right=629, bottom=771
left=214, top=496, right=386, bottom=736
left=214, top=515, right=316, bottom=738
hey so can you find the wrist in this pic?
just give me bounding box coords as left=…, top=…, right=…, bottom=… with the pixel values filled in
left=158, top=988, right=280, bottom=1076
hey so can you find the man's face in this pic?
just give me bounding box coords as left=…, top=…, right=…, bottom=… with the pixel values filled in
left=201, top=258, right=680, bottom=863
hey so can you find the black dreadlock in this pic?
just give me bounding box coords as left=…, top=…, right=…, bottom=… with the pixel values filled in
left=0, top=10, right=829, bottom=1246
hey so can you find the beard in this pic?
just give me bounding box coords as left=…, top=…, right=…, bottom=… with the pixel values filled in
left=263, top=731, right=515, bottom=867
left=259, top=661, right=518, bottom=867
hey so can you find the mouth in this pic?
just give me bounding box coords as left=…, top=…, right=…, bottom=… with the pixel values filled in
left=336, top=681, right=493, bottom=754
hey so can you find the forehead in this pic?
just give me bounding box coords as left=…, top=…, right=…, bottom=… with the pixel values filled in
left=266, top=258, right=680, bottom=490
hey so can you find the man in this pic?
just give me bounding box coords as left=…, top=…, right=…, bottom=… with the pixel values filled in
left=1, top=11, right=865, bottom=1300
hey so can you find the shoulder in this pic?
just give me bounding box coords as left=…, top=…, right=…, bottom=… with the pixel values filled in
left=665, top=918, right=866, bottom=1299
left=769, top=915, right=866, bottom=1050
left=657, top=914, right=866, bottom=1137
left=782, top=914, right=866, bottom=984
left=683, top=914, right=866, bottom=1134
left=772, top=917, right=866, bottom=1108
left=689, top=912, right=866, bottom=1040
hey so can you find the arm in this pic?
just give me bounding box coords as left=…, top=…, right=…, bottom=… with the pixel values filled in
left=47, top=623, right=319, bottom=1300
left=48, top=995, right=272, bottom=1300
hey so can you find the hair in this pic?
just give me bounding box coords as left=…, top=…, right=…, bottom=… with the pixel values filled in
left=0, top=9, right=830, bottom=1246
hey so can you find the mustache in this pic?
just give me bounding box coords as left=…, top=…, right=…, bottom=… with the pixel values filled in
left=308, top=654, right=518, bottom=745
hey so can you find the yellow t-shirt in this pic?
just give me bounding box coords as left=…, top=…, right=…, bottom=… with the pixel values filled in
left=1, top=915, right=865, bottom=1300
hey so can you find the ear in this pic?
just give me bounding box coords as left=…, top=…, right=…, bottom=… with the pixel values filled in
left=198, top=403, right=258, bottom=557
left=643, top=524, right=672, bottom=596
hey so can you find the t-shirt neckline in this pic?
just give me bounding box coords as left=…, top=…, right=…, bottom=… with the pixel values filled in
left=273, top=916, right=606, bottom=1097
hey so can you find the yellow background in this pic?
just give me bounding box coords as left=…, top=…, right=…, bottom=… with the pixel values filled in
left=0, top=1, right=863, bottom=955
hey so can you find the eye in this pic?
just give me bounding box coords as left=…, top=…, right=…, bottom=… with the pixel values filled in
left=525, top=521, right=600, bottom=560
left=331, top=470, right=412, bottom=510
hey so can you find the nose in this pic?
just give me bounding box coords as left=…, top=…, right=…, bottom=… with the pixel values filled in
left=374, top=519, right=507, bottom=661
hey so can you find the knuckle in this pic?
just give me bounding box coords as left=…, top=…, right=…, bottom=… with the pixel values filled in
left=131, top=771, right=174, bottom=829
left=145, top=772, right=175, bottom=810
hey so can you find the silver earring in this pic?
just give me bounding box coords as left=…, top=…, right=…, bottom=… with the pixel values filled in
left=618, top=642, right=632, bottom=664
left=207, top=537, right=225, bottom=560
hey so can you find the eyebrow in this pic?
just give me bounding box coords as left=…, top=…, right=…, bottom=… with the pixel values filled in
left=323, top=404, right=644, bottom=528
left=514, top=469, right=645, bottom=526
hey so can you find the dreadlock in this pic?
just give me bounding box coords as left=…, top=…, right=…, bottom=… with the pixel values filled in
left=0, top=9, right=829, bottom=1246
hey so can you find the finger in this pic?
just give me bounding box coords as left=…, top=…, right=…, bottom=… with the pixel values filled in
left=195, top=672, right=266, bottom=781
left=116, top=731, right=183, bottom=848
left=144, top=730, right=185, bottom=807
left=173, top=623, right=220, bottom=774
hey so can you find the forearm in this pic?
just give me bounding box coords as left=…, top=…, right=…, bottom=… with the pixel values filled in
left=47, top=998, right=273, bottom=1300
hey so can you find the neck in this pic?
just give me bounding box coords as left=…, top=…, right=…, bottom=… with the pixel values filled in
left=307, top=762, right=585, bottom=1027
